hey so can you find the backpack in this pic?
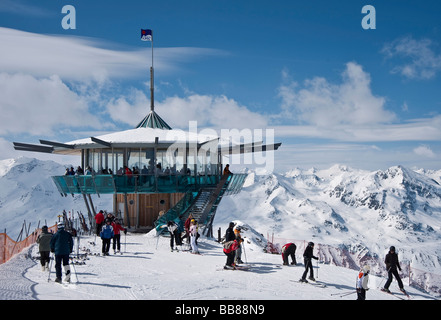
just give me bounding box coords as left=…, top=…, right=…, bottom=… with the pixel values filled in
left=223, top=240, right=234, bottom=250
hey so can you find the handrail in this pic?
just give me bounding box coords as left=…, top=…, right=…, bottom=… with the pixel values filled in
left=52, top=174, right=223, bottom=195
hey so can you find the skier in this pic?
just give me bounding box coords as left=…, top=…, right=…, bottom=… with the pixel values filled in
left=36, top=225, right=53, bottom=271
left=50, top=222, right=73, bottom=283
left=223, top=164, right=233, bottom=176
left=95, top=210, right=105, bottom=236
left=112, top=219, right=126, bottom=254
left=224, top=222, right=236, bottom=242
left=356, top=265, right=370, bottom=300
left=382, top=246, right=406, bottom=294
left=100, top=219, right=114, bottom=256
left=184, top=213, right=194, bottom=244
left=223, top=239, right=240, bottom=269
left=234, top=226, right=244, bottom=264
left=167, top=220, right=183, bottom=251
left=300, top=242, right=319, bottom=282
left=281, top=242, right=297, bottom=266
left=189, top=219, right=200, bottom=254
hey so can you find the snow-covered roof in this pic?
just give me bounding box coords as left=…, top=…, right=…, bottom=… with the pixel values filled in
left=62, top=127, right=219, bottom=149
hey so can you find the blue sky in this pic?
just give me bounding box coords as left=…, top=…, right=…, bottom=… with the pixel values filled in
left=1, top=0, right=441, bottom=172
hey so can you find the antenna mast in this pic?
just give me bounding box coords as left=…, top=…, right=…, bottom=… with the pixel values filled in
left=149, top=30, right=154, bottom=112
left=141, top=29, right=154, bottom=112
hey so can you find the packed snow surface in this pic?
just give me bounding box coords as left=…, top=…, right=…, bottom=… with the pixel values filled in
left=1, top=157, right=441, bottom=301
left=0, top=230, right=435, bottom=301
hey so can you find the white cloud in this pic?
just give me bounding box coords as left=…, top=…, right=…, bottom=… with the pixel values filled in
left=382, top=36, right=441, bottom=80
left=413, top=145, right=436, bottom=158
left=275, top=62, right=441, bottom=143
left=278, top=62, right=395, bottom=127
left=0, top=27, right=225, bottom=83
left=106, top=91, right=268, bottom=130
left=273, top=115, right=441, bottom=142
left=0, top=73, right=102, bottom=135
left=106, top=89, right=150, bottom=125
left=0, top=27, right=228, bottom=138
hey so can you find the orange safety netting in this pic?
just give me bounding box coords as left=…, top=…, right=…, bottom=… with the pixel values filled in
left=0, top=224, right=57, bottom=265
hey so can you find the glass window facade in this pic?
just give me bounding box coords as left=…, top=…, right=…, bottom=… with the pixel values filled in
left=82, top=145, right=220, bottom=178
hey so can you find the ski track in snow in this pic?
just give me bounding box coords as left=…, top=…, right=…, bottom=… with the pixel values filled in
left=0, top=233, right=436, bottom=301
left=0, top=246, right=37, bottom=300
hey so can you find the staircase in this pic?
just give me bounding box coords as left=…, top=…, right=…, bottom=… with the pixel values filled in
left=181, top=174, right=231, bottom=236
left=185, top=189, right=213, bottom=223
left=155, top=173, right=248, bottom=236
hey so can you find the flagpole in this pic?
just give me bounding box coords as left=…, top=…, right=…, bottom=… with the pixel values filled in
left=150, top=29, right=154, bottom=112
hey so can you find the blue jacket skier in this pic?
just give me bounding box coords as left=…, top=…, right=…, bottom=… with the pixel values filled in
left=100, top=219, right=114, bottom=255
left=50, top=222, right=73, bottom=283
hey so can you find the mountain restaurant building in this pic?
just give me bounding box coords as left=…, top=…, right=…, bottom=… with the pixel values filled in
left=12, top=30, right=281, bottom=234
left=13, top=108, right=281, bottom=235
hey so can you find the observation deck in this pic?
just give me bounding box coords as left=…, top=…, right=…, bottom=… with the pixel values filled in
left=52, top=173, right=248, bottom=196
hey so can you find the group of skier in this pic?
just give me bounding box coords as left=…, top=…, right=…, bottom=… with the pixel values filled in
left=36, top=222, right=73, bottom=283
left=276, top=240, right=406, bottom=300
left=37, top=213, right=408, bottom=298
left=94, top=210, right=127, bottom=256
left=222, top=222, right=245, bottom=269
left=35, top=209, right=127, bottom=284
left=165, top=214, right=200, bottom=254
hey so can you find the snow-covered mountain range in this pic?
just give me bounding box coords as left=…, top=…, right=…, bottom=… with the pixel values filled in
left=213, top=164, right=441, bottom=293
left=1, top=157, right=441, bottom=294
left=0, top=157, right=110, bottom=239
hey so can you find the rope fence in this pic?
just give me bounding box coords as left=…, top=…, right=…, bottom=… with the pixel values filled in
left=0, top=223, right=58, bottom=265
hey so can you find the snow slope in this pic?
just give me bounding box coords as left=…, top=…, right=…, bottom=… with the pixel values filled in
left=0, top=228, right=435, bottom=302
left=0, top=157, right=111, bottom=238
left=214, top=166, right=441, bottom=277
left=1, top=157, right=441, bottom=301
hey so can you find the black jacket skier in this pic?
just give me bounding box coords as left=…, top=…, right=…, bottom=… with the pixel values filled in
left=383, top=246, right=405, bottom=293
left=225, top=222, right=236, bottom=242
left=300, top=242, right=318, bottom=282
left=385, top=248, right=401, bottom=271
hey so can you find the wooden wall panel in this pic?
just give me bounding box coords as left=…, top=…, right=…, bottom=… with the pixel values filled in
left=116, top=193, right=185, bottom=228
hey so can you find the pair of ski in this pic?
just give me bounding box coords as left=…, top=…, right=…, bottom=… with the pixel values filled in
left=49, top=279, right=77, bottom=288
left=99, top=251, right=123, bottom=256
left=171, top=247, right=191, bottom=253
left=217, top=264, right=251, bottom=271
left=292, top=279, right=327, bottom=288
left=48, top=272, right=76, bottom=287
left=380, top=288, right=412, bottom=300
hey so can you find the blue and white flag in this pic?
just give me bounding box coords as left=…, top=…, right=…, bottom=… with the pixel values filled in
left=141, top=29, right=152, bottom=41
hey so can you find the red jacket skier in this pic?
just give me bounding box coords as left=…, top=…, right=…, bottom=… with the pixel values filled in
left=94, top=210, right=105, bottom=236
left=111, top=219, right=126, bottom=254
left=281, top=243, right=297, bottom=265
left=223, top=240, right=240, bottom=268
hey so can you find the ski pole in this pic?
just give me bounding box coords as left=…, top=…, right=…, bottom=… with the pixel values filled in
left=70, top=257, right=79, bottom=283
left=331, top=290, right=355, bottom=296
left=47, top=252, right=54, bottom=282
left=339, top=291, right=356, bottom=298
left=242, top=241, right=248, bottom=264
left=316, top=259, right=319, bottom=279
left=378, top=267, right=391, bottom=288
